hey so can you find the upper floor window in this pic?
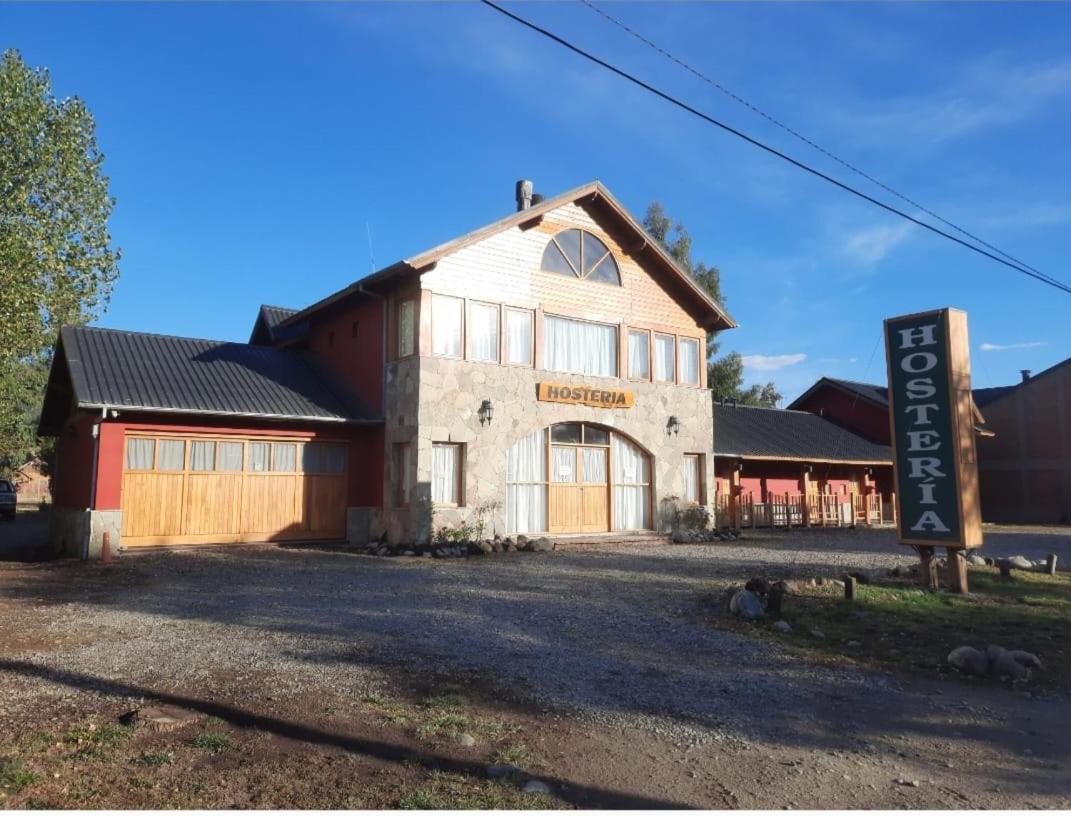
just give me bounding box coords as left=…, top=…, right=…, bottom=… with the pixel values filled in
left=468, top=301, right=499, bottom=362
left=541, top=229, right=621, bottom=285
left=432, top=294, right=463, bottom=358
left=544, top=315, right=617, bottom=378
left=397, top=299, right=416, bottom=358
left=679, top=337, right=701, bottom=386
left=653, top=333, right=675, bottom=383
left=504, top=307, right=533, bottom=366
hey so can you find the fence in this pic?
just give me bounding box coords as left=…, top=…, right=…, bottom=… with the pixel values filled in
left=716, top=491, right=895, bottom=529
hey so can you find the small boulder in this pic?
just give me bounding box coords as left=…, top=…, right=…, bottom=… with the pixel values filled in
left=1008, top=650, right=1043, bottom=670
left=529, top=537, right=555, bottom=552
left=522, top=779, right=552, bottom=795
left=809, top=627, right=825, bottom=639
left=516, top=534, right=529, bottom=548
left=729, top=589, right=765, bottom=621
left=1005, top=555, right=1034, bottom=570
left=456, top=732, right=476, bottom=748
left=672, top=531, right=689, bottom=544
left=744, top=577, right=770, bottom=597
left=965, top=553, right=987, bottom=567
left=947, top=645, right=988, bottom=676
left=772, top=620, right=792, bottom=634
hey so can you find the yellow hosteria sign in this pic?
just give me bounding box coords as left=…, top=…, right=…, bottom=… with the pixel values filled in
left=537, top=381, right=635, bottom=409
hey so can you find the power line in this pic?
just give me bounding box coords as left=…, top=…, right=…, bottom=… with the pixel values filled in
left=579, top=0, right=1062, bottom=290
left=479, top=0, right=1071, bottom=295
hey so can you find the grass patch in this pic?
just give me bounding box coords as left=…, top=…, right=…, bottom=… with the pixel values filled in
left=728, top=567, right=1071, bottom=685
left=66, top=723, right=134, bottom=761
left=135, top=751, right=173, bottom=767
left=417, top=711, right=474, bottom=740
left=396, top=771, right=559, bottom=810
left=189, top=733, right=231, bottom=755
left=0, top=758, right=41, bottom=794
left=491, top=740, right=531, bottom=767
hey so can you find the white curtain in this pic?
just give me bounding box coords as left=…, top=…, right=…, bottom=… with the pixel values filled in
left=582, top=447, right=606, bottom=484
left=156, top=440, right=185, bottom=471
left=271, top=443, right=296, bottom=472
left=683, top=455, right=700, bottom=503
left=654, top=334, right=675, bottom=382
left=612, top=434, right=650, bottom=530
left=218, top=442, right=243, bottom=472
left=190, top=440, right=215, bottom=471
left=679, top=338, right=700, bottom=385
left=468, top=303, right=499, bottom=361
left=125, top=438, right=155, bottom=470
left=432, top=294, right=463, bottom=357
left=544, top=315, right=617, bottom=377
left=248, top=442, right=269, bottom=472
left=505, top=309, right=533, bottom=365
left=551, top=446, right=575, bottom=483
left=506, top=429, right=546, bottom=533
left=432, top=444, right=460, bottom=503
left=628, top=330, right=649, bottom=379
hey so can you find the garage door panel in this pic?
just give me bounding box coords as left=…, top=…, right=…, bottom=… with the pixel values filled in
left=184, top=474, right=242, bottom=536
left=122, top=473, right=185, bottom=538
left=241, top=475, right=304, bottom=535
left=305, top=475, right=346, bottom=534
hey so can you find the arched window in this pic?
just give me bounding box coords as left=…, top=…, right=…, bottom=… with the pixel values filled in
left=541, top=229, right=621, bottom=285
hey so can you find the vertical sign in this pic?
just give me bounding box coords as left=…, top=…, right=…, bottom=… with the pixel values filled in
left=884, top=308, right=982, bottom=549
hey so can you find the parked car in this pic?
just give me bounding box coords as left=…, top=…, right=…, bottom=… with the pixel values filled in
left=0, top=480, right=15, bottom=520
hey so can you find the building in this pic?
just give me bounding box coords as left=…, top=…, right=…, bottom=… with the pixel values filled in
left=789, top=367, right=1070, bottom=525
left=712, top=402, right=893, bottom=527
left=12, top=459, right=51, bottom=505
left=39, top=180, right=734, bottom=556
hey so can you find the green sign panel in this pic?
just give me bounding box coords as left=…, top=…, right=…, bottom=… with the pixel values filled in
left=885, top=310, right=962, bottom=543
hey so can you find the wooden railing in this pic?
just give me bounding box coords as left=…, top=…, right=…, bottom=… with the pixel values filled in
left=716, top=491, right=894, bottom=529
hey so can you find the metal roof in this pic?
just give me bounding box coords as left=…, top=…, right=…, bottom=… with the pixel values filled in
left=51, top=325, right=378, bottom=425
left=249, top=304, right=306, bottom=345
left=713, top=403, right=892, bottom=464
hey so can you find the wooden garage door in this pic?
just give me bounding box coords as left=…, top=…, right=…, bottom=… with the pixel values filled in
left=121, top=434, right=348, bottom=546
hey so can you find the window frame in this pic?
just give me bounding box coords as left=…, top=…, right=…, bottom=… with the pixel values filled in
left=396, top=298, right=417, bottom=359
left=678, top=336, right=702, bottom=387
left=653, top=332, right=676, bottom=384
left=627, top=328, right=652, bottom=382
left=466, top=300, right=500, bottom=363
left=431, top=293, right=464, bottom=359
left=503, top=306, right=534, bottom=368
left=540, top=229, right=621, bottom=286
left=431, top=441, right=465, bottom=507
left=682, top=453, right=705, bottom=505
left=543, top=312, right=619, bottom=379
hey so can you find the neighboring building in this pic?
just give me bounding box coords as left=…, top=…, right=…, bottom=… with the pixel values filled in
left=39, top=180, right=734, bottom=556
left=12, top=459, right=51, bottom=504
left=789, top=366, right=1070, bottom=525
left=712, top=402, right=893, bottom=526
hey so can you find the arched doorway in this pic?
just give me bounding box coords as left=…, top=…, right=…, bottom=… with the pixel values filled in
left=505, top=423, right=651, bottom=534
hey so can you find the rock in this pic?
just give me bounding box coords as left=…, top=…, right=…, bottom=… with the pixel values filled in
left=475, top=540, right=493, bottom=554
left=948, top=645, right=989, bottom=676
left=744, top=577, right=770, bottom=597
left=672, top=531, right=689, bottom=544
left=422, top=552, right=432, bottom=558
left=846, top=640, right=861, bottom=648
left=767, top=582, right=787, bottom=616
left=491, top=541, right=503, bottom=553
left=529, top=537, right=554, bottom=552
left=772, top=620, right=792, bottom=634
left=456, top=732, right=476, bottom=747
left=522, top=779, right=552, bottom=795
left=403, top=550, right=415, bottom=557
left=486, top=763, right=522, bottom=779
left=729, top=589, right=765, bottom=621
left=1005, top=555, right=1034, bottom=571
left=1008, top=650, right=1043, bottom=670
left=516, top=534, right=529, bottom=548
left=119, top=705, right=199, bottom=732
left=986, top=645, right=1029, bottom=680
left=965, top=554, right=987, bottom=567
left=895, top=778, right=920, bottom=788
left=809, top=628, right=825, bottom=639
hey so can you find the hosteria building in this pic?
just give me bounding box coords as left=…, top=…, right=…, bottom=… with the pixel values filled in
left=40, top=181, right=735, bottom=555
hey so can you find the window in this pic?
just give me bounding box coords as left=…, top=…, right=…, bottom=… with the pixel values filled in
left=190, top=440, right=216, bottom=471
left=125, top=438, right=155, bottom=470
left=157, top=440, right=185, bottom=471
left=397, top=299, right=416, bottom=358
left=392, top=442, right=412, bottom=506
left=504, top=308, right=533, bottom=365
left=248, top=442, right=270, bottom=472
left=683, top=454, right=703, bottom=504
left=544, top=315, right=617, bottom=378
left=628, top=330, right=650, bottom=380
left=468, top=302, right=499, bottom=362
left=271, top=443, right=297, bottom=472
left=654, top=334, right=675, bottom=383
left=541, top=229, right=620, bottom=285
left=432, top=294, right=463, bottom=357
left=303, top=443, right=347, bottom=474
left=432, top=443, right=463, bottom=505
left=679, top=337, right=701, bottom=386
left=218, top=442, right=244, bottom=472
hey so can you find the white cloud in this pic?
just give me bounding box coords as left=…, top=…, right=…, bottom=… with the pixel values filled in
left=840, top=221, right=912, bottom=265
left=742, top=353, right=807, bottom=371
left=816, top=356, right=859, bottom=365
left=979, top=341, right=1047, bottom=352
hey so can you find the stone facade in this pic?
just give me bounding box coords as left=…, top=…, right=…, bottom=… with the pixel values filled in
left=371, top=353, right=714, bottom=544
left=49, top=507, right=122, bottom=558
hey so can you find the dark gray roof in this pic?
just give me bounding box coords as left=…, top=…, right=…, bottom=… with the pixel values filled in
left=787, top=377, right=889, bottom=411
left=972, top=385, right=1016, bottom=408
left=714, top=403, right=892, bottom=463
left=51, top=325, right=378, bottom=424
left=249, top=304, right=306, bottom=345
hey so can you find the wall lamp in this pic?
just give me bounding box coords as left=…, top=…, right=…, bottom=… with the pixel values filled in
left=478, top=399, right=494, bottom=426
left=666, top=415, right=681, bottom=436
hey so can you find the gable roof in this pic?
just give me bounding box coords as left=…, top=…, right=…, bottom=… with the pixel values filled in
left=787, top=377, right=889, bottom=411
left=714, top=403, right=892, bottom=464
left=280, top=181, right=737, bottom=333
left=38, top=326, right=379, bottom=434
left=249, top=304, right=305, bottom=346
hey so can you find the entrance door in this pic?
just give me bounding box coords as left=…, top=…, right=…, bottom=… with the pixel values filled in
left=547, top=423, right=610, bottom=534
left=579, top=447, right=609, bottom=532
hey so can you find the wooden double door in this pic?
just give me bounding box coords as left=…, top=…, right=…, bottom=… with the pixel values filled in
left=548, top=440, right=609, bottom=534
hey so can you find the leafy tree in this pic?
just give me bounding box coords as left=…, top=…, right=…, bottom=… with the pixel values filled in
left=0, top=49, right=120, bottom=474
left=643, top=202, right=779, bottom=407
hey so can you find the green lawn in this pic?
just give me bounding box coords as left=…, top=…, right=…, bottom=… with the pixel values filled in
left=724, top=567, right=1071, bottom=687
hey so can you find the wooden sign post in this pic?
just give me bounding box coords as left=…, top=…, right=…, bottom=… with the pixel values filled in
left=884, top=308, right=982, bottom=593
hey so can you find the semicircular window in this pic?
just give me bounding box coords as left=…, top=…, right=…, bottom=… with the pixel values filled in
left=541, top=229, right=621, bottom=285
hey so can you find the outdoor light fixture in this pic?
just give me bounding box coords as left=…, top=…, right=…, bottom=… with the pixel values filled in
left=666, top=415, right=681, bottom=436
left=478, top=399, right=494, bottom=426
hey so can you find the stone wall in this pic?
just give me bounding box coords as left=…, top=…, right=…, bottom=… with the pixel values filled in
left=405, top=355, right=715, bottom=542
left=48, top=507, right=122, bottom=559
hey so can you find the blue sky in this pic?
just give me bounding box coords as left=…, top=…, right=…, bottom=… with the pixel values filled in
left=4, top=1, right=1069, bottom=402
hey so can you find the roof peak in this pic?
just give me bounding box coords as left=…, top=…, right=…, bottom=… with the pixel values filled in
left=64, top=324, right=244, bottom=348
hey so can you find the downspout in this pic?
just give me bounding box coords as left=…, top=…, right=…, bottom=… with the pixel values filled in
left=85, top=405, right=108, bottom=559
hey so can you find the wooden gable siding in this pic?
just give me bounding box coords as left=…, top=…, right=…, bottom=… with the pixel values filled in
left=421, top=202, right=705, bottom=336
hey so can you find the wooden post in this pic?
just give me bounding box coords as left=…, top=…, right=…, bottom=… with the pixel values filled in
left=890, top=492, right=897, bottom=525
left=844, top=575, right=858, bottom=601
left=999, top=559, right=1013, bottom=580
left=946, top=548, right=968, bottom=594
left=918, top=546, right=939, bottom=589
left=1047, top=553, right=1058, bottom=575
left=801, top=467, right=812, bottom=527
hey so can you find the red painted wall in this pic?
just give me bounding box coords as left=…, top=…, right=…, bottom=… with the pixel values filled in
left=714, top=457, right=893, bottom=501
left=52, top=413, right=98, bottom=509
left=305, top=296, right=385, bottom=414
left=793, top=386, right=890, bottom=445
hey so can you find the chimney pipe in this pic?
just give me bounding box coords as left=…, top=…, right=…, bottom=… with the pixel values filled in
left=515, top=179, right=533, bottom=212
left=1021, top=369, right=1032, bottom=383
